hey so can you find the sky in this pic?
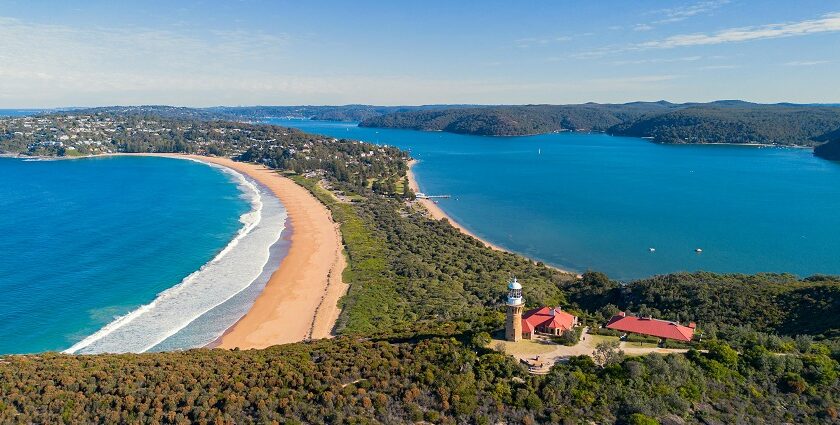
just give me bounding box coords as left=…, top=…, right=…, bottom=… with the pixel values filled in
left=0, top=0, right=838, bottom=107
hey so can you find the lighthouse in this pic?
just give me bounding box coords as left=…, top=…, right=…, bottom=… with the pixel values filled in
left=505, top=277, right=524, bottom=342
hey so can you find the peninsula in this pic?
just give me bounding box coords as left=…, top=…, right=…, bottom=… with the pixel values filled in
left=1, top=108, right=839, bottom=424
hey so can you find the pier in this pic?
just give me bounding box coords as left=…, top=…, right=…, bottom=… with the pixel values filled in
left=415, top=192, right=451, bottom=199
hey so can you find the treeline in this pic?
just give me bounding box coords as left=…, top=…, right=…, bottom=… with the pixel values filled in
left=360, top=101, right=840, bottom=147
left=564, top=271, right=840, bottom=339
left=815, top=137, right=840, bottom=160
left=0, top=112, right=410, bottom=194
left=207, top=105, right=473, bottom=122
left=613, top=103, right=840, bottom=146
left=2, top=332, right=839, bottom=423
left=360, top=102, right=671, bottom=136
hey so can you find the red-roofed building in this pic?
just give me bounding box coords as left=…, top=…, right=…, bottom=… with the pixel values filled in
left=605, top=312, right=695, bottom=342
left=521, top=307, right=579, bottom=339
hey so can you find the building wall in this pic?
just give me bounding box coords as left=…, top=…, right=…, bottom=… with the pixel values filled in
left=505, top=304, right=523, bottom=342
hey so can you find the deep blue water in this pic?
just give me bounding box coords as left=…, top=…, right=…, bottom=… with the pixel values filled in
left=0, top=156, right=249, bottom=353
left=270, top=119, right=840, bottom=280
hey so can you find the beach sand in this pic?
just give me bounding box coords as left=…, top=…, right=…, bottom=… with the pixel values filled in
left=407, top=160, right=578, bottom=276
left=126, top=154, right=348, bottom=349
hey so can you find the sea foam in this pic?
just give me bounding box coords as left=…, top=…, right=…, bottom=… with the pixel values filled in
left=64, top=161, right=287, bottom=354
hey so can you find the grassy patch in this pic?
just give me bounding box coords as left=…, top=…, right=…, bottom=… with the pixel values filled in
left=289, top=175, right=407, bottom=335
left=587, top=334, right=620, bottom=345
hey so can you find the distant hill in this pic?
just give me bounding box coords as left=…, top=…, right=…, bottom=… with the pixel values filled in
left=611, top=104, right=840, bottom=146
left=63, top=105, right=477, bottom=123
left=208, top=105, right=478, bottom=122
left=359, top=102, right=675, bottom=136
left=49, top=103, right=840, bottom=150
left=815, top=137, right=840, bottom=160
left=360, top=102, right=840, bottom=147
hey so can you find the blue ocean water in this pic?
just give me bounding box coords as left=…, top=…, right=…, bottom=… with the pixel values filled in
left=270, top=119, right=840, bottom=280
left=0, top=156, right=249, bottom=354
left=0, top=109, right=46, bottom=117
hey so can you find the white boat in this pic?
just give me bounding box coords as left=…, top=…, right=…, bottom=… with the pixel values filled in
left=695, top=248, right=703, bottom=253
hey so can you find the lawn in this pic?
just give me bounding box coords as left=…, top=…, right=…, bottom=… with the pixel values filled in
left=586, top=334, right=620, bottom=345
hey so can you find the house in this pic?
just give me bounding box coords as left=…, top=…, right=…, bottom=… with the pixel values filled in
left=605, top=312, right=695, bottom=342
left=521, top=307, right=578, bottom=339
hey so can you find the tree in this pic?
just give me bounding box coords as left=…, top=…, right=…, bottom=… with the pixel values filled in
left=627, top=413, right=660, bottom=425
left=593, top=341, right=624, bottom=368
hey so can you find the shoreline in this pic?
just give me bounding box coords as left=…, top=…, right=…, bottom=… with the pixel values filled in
left=406, top=160, right=579, bottom=276
left=124, top=154, right=348, bottom=349
left=406, top=160, right=506, bottom=253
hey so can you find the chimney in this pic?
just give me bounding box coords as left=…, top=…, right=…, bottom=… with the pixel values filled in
left=688, top=322, right=697, bottom=330
left=617, top=311, right=626, bottom=317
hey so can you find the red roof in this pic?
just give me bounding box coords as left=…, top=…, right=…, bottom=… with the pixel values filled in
left=605, top=312, right=694, bottom=342
left=522, top=307, right=576, bottom=333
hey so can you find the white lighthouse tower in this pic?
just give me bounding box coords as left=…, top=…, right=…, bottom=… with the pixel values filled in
left=505, top=277, right=524, bottom=342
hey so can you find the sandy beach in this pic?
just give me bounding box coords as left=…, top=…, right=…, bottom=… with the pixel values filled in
left=127, top=154, right=347, bottom=349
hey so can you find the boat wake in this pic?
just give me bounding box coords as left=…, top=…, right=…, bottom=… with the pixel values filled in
left=64, top=161, right=287, bottom=354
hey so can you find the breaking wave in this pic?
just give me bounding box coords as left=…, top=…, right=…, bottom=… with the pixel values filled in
left=64, top=161, right=287, bottom=354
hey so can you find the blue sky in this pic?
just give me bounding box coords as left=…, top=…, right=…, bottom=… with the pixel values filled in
left=0, top=0, right=838, bottom=107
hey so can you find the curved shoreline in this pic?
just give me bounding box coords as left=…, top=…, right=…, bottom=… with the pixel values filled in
left=64, top=158, right=275, bottom=354
left=407, top=159, right=578, bottom=276
left=187, top=156, right=348, bottom=349
left=124, top=154, right=347, bottom=349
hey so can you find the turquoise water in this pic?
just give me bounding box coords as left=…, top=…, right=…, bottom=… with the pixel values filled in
left=0, top=156, right=249, bottom=354
left=271, top=119, right=840, bottom=280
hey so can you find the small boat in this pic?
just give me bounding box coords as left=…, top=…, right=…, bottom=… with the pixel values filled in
left=649, top=248, right=656, bottom=252
left=695, top=248, right=703, bottom=253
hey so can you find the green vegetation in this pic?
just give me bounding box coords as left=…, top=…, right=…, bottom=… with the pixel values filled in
left=2, top=110, right=840, bottom=423
left=815, top=137, right=840, bottom=160
left=210, top=105, right=465, bottom=122
left=3, top=331, right=839, bottom=423
left=294, top=174, right=574, bottom=337
left=360, top=102, right=670, bottom=136
left=360, top=101, right=840, bottom=147
left=566, top=271, right=840, bottom=339
left=613, top=103, right=840, bottom=146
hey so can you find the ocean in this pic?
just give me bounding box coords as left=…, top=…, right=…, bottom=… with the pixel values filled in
left=0, top=156, right=288, bottom=354
left=270, top=119, right=840, bottom=280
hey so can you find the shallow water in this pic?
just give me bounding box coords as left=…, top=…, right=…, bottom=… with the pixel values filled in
left=0, top=156, right=286, bottom=354
left=272, top=119, right=840, bottom=280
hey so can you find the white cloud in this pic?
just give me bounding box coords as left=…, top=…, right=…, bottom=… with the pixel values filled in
left=516, top=36, right=572, bottom=48
left=613, top=56, right=703, bottom=65
left=651, top=0, right=731, bottom=24
left=699, top=65, right=741, bottom=70
left=634, top=24, right=654, bottom=32
left=639, top=12, right=840, bottom=48
left=784, top=60, right=831, bottom=66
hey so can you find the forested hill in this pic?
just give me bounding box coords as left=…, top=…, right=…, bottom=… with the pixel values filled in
left=815, top=135, right=840, bottom=160
left=359, top=102, right=674, bottom=136
left=209, top=105, right=477, bottom=122
left=360, top=101, right=840, bottom=146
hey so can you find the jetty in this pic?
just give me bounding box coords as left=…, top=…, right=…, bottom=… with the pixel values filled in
left=415, top=192, right=451, bottom=200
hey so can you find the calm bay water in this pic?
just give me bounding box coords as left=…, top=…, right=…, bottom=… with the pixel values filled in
left=271, top=119, right=840, bottom=280
left=0, top=156, right=249, bottom=353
